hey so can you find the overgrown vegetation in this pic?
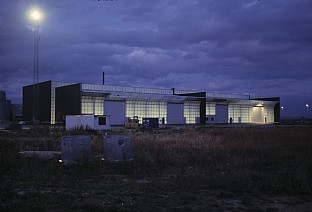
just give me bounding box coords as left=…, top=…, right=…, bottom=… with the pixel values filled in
left=133, top=127, right=312, bottom=194
left=1, top=126, right=312, bottom=211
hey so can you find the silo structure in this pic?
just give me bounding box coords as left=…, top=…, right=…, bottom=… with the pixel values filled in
left=0, top=90, right=6, bottom=120
left=103, top=135, right=133, bottom=161
left=61, top=135, right=92, bottom=165
left=5, top=100, right=12, bottom=120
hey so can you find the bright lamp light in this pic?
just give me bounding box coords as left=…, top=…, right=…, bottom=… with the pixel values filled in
left=31, top=10, right=41, bottom=21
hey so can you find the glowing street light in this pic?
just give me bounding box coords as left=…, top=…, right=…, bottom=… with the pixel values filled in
left=31, top=10, right=41, bottom=21
left=30, top=9, right=41, bottom=123
left=306, top=104, right=309, bottom=111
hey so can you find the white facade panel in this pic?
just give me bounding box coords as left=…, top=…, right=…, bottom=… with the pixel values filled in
left=167, top=103, right=185, bottom=124
left=104, top=101, right=125, bottom=125
left=216, top=104, right=228, bottom=123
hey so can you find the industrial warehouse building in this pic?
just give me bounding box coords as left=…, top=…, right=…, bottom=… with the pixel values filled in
left=23, top=80, right=280, bottom=125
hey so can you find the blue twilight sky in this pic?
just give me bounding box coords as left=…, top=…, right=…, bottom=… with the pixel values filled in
left=0, top=0, right=312, bottom=116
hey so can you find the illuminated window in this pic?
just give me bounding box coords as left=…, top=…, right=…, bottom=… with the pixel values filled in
left=184, top=101, right=200, bottom=124
left=81, top=96, right=104, bottom=115
left=206, top=103, right=216, bottom=115
left=51, top=81, right=72, bottom=124
left=94, top=97, right=104, bottom=115
left=264, top=106, right=274, bottom=122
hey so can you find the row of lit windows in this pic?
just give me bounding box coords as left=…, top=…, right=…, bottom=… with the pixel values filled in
left=79, top=99, right=226, bottom=124
left=228, top=105, right=275, bottom=123
left=228, top=105, right=253, bottom=123
left=69, top=95, right=275, bottom=124
left=126, top=100, right=167, bottom=124
left=81, top=98, right=203, bottom=125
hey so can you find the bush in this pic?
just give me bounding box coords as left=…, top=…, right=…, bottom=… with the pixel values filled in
left=5, top=122, right=22, bottom=131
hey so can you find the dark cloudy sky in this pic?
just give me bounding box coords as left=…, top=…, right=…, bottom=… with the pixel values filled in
left=1, top=0, right=312, bottom=116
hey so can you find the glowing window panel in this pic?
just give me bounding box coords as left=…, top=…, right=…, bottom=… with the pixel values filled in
left=206, top=103, right=216, bottom=115
left=81, top=96, right=105, bottom=115
left=184, top=101, right=200, bottom=124
left=264, top=106, right=274, bottom=122
left=228, top=104, right=253, bottom=123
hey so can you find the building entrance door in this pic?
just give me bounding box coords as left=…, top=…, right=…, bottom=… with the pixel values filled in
left=253, top=107, right=264, bottom=122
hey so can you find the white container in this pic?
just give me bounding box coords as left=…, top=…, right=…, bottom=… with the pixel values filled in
left=61, top=135, right=92, bottom=165
left=104, top=135, right=133, bottom=161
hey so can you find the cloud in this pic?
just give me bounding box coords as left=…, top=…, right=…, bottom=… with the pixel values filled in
left=1, top=0, right=312, bottom=115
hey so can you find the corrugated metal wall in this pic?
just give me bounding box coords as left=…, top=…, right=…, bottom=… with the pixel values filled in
left=216, top=104, right=228, bottom=123
left=104, top=101, right=125, bottom=125
left=167, top=103, right=184, bottom=124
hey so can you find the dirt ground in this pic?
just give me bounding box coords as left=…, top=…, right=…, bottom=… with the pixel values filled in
left=1, top=160, right=312, bottom=211
left=1, top=126, right=312, bottom=211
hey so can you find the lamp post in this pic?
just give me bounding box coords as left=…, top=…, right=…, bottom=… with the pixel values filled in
left=31, top=10, right=41, bottom=123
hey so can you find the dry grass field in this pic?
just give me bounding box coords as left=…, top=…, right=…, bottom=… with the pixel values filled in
left=1, top=125, right=312, bottom=211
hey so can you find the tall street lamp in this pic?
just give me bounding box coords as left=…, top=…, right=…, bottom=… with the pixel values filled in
left=31, top=9, right=41, bottom=123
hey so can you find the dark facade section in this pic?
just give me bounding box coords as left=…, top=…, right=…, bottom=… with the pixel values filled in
left=5, top=100, right=12, bottom=120
left=252, top=97, right=280, bottom=123
left=200, top=100, right=206, bottom=125
left=55, top=83, right=81, bottom=122
left=39, top=81, right=52, bottom=123
left=275, top=101, right=280, bottom=123
left=22, top=85, right=33, bottom=121
left=22, top=81, right=52, bottom=123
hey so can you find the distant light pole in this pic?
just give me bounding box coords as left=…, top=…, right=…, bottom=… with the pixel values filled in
left=31, top=9, right=41, bottom=123
left=280, top=106, right=284, bottom=122
left=306, top=104, right=309, bottom=113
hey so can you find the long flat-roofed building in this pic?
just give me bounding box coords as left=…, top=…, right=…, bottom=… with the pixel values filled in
left=23, top=80, right=280, bottom=125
